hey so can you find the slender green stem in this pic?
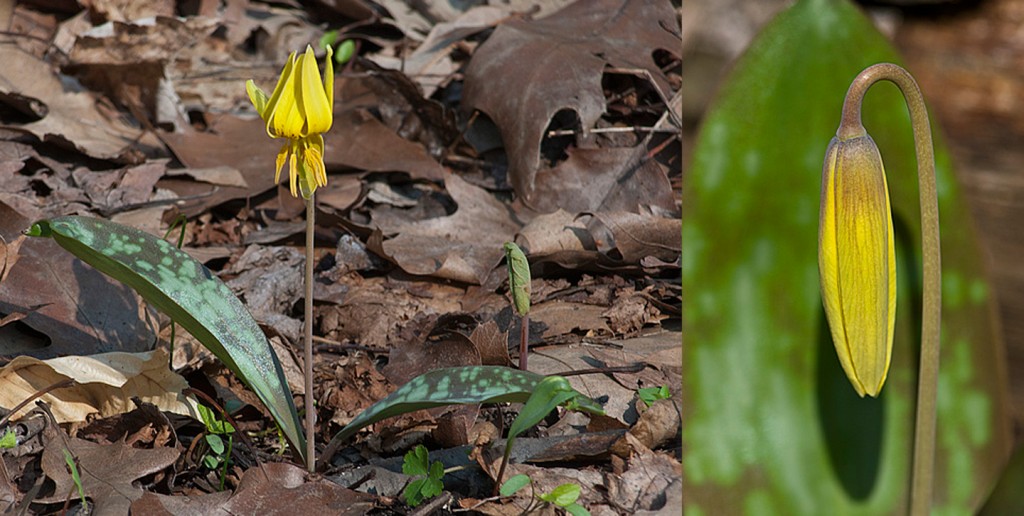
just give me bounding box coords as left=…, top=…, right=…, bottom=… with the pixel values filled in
left=519, top=313, right=529, bottom=371
left=839, top=63, right=941, bottom=516
left=304, top=195, right=316, bottom=472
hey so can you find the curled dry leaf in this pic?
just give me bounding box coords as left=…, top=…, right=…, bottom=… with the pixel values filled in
left=0, top=348, right=199, bottom=423
left=463, top=0, right=679, bottom=201
left=374, top=174, right=519, bottom=284
left=0, top=46, right=146, bottom=162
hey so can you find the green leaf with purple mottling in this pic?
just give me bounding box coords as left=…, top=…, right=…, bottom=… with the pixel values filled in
left=25, top=216, right=306, bottom=465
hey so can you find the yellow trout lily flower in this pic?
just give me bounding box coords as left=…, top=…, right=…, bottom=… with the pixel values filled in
left=818, top=132, right=896, bottom=398
left=246, top=45, right=334, bottom=199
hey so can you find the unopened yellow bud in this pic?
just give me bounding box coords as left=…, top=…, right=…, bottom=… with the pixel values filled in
left=818, top=133, right=896, bottom=397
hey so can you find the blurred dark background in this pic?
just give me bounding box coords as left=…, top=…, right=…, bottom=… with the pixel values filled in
left=683, top=0, right=1024, bottom=437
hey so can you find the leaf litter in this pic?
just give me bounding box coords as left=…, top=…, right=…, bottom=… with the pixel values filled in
left=0, top=0, right=680, bottom=513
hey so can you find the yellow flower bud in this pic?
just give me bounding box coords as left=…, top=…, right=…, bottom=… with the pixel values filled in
left=246, top=45, right=334, bottom=199
left=818, top=133, right=896, bottom=397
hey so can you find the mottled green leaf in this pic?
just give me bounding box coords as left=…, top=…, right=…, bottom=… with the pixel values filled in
left=319, top=366, right=603, bottom=469
left=682, top=0, right=1010, bottom=514
left=25, top=216, right=306, bottom=465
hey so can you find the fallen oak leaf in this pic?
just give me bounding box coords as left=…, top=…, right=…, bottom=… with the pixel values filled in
left=39, top=424, right=179, bottom=514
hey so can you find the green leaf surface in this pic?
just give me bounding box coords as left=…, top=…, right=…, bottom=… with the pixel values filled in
left=319, top=366, right=603, bottom=469
left=565, top=503, right=590, bottom=516
left=25, top=216, right=306, bottom=465
left=403, top=445, right=430, bottom=477
left=637, top=385, right=671, bottom=407
left=197, top=404, right=234, bottom=435
left=205, top=434, right=225, bottom=456
left=540, top=483, right=581, bottom=507
left=500, top=474, right=531, bottom=497
left=0, top=428, right=15, bottom=449
left=682, top=0, right=1010, bottom=514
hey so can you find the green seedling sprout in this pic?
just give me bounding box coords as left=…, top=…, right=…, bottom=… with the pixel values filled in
left=63, top=448, right=88, bottom=512
left=499, top=475, right=590, bottom=516
left=198, top=404, right=236, bottom=491
left=0, top=428, right=15, bottom=449
left=637, top=385, right=672, bottom=407
left=401, top=445, right=445, bottom=507
left=503, top=242, right=531, bottom=370
left=493, top=375, right=594, bottom=494
left=25, top=217, right=306, bottom=465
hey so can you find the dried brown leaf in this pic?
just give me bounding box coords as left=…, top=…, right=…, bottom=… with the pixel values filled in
left=375, top=174, right=519, bottom=284
left=222, top=462, right=375, bottom=514
left=0, top=46, right=146, bottom=162
left=463, top=0, right=679, bottom=200
left=39, top=425, right=179, bottom=514
left=0, top=349, right=199, bottom=423
left=0, top=204, right=157, bottom=358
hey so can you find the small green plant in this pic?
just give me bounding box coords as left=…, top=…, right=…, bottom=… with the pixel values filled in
left=636, top=385, right=671, bottom=407
left=319, top=31, right=356, bottom=65
left=401, top=445, right=445, bottom=507
left=197, top=404, right=235, bottom=491
left=503, top=242, right=531, bottom=370
left=0, top=428, right=15, bottom=449
left=63, top=449, right=88, bottom=511
left=500, top=474, right=590, bottom=516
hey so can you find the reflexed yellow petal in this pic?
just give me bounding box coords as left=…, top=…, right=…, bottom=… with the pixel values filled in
left=324, top=45, right=334, bottom=110
left=298, top=45, right=333, bottom=135
left=818, top=134, right=896, bottom=398
left=246, top=80, right=269, bottom=118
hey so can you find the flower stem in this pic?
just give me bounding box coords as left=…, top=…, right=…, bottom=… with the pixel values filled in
left=839, top=63, right=941, bottom=516
left=519, top=313, right=529, bottom=371
left=304, top=195, right=317, bottom=472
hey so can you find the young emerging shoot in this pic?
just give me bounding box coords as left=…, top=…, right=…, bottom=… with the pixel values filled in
left=819, top=63, right=940, bottom=516
left=503, top=242, right=531, bottom=370
left=247, top=45, right=336, bottom=472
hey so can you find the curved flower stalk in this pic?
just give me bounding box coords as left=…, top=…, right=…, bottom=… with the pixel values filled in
left=247, top=44, right=335, bottom=472
left=819, top=63, right=941, bottom=516
left=246, top=45, right=334, bottom=199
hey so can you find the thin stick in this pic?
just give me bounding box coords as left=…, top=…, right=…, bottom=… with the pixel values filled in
left=839, top=63, right=940, bottom=516
left=304, top=195, right=317, bottom=472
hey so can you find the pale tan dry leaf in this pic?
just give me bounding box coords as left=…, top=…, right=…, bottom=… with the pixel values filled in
left=0, top=348, right=199, bottom=423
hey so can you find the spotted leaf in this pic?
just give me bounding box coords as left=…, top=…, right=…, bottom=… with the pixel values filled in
left=24, top=216, right=306, bottom=465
